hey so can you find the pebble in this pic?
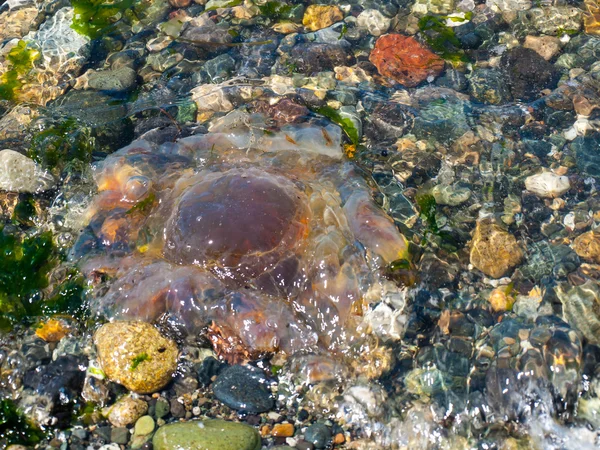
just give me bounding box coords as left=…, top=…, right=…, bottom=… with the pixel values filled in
left=106, top=396, right=148, bottom=428
left=369, top=34, right=445, bottom=87
left=523, top=35, right=561, bottom=61
left=152, top=420, right=261, bottom=450
left=134, top=416, right=156, bottom=436
left=524, top=171, right=570, bottom=198
left=302, top=5, right=343, bottom=32
left=303, top=423, right=331, bottom=449
left=573, top=231, right=600, bottom=263
left=0, top=149, right=55, bottom=193
left=110, top=427, right=130, bottom=445
left=86, top=67, right=138, bottom=92
left=212, top=365, right=274, bottom=413
left=500, top=47, right=560, bottom=101
left=271, top=423, right=294, bottom=437
left=357, top=9, right=392, bottom=37
left=94, top=321, right=179, bottom=394
left=470, top=219, right=524, bottom=278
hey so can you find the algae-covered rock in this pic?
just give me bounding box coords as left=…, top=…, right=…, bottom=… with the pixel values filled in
left=153, top=420, right=261, bottom=450
left=94, top=321, right=179, bottom=394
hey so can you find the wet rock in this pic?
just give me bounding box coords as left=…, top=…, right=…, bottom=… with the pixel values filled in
left=470, top=219, right=523, bottom=278
left=22, top=355, right=87, bottom=426
left=528, top=7, right=582, bottom=36
left=105, top=396, right=148, bottom=428
left=523, top=35, right=561, bottom=61
left=289, top=43, right=355, bottom=74
left=573, top=231, right=600, bottom=264
left=357, top=9, right=392, bottom=37
left=111, top=427, right=130, bottom=445
left=412, top=0, right=455, bottom=15
left=304, top=423, right=332, bottom=449
left=412, top=97, right=470, bottom=143
left=94, top=321, right=179, bottom=394
left=488, top=287, right=515, bottom=312
left=369, top=34, right=445, bottom=87
left=362, top=97, right=416, bottom=141
left=500, top=47, right=560, bottom=101
left=153, top=420, right=261, bottom=450
left=431, top=184, right=472, bottom=206
left=557, top=281, right=600, bottom=345
left=86, top=67, right=138, bottom=92
left=524, top=171, right=570, bottom=198
left=134, top=415, right=155, bottom=436
left=302, top=5, right=343, bottom=32
left=468, top=68, right=512, bottom=105
left=572, top=132, right=600, bottom=178
left=212, top=365, right=274, bottom=413
left=202, top=54, right=236, bottom=83
left=0, top=7, right=37, bottom=41
left=0, top=150, right=55, bottom=193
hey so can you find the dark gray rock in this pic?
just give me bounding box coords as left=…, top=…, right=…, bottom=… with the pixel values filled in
left=303, top=423, right=331, bottom=449
left=572, top=132, right=600, bottom=178
left=111, top=427, right=130, bottom=445
left=468, top=68, right=512, bottom=105
left=500, top=47, right=560, bottom=101
left=289, top=43, right=355, bottom=74
left=212, top=365, right=274, bottom=413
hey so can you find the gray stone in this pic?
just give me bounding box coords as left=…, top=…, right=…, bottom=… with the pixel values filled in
left=111, top=427, right=129, bottom=445
left=87, top=67, right=138, bottom=92
left=304, top=423, right=331, bottom=449
left=212, top=365, right=274, bottom=414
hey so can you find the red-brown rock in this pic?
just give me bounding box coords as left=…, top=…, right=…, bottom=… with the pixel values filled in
left=369, top=34, right=445, bottom=87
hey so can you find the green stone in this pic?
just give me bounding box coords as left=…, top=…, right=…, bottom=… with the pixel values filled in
left=153, top=420, right=261, bottom=450
left=134, top=415, right=155, bottom=436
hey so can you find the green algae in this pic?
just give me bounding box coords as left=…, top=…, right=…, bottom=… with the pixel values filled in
left=418, top=15, right=469, bottom=63
left=0, top=399, right=44, bottom=447
left=258, top=1, right=302, bottom=21
left=70, top=0, right=135, bottom=39
left=205, top=0, right=242, bottom=11
left=0, top=41, right=40, bottom=102
left=315, top=106, right=360, bottom=145
left=12, top=195, right=37, bottom=227
left=28, top=118, right=95, bottom=172
left=0, top=228, right=88, bottom=330
left=130, top=352, right=151, bottom=371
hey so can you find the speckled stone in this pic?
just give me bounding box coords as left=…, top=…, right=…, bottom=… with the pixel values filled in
left=94, top=321, right=179, bottom=394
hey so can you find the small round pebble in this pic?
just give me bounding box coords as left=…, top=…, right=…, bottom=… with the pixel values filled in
left=134, top=415, right=155, bottom=436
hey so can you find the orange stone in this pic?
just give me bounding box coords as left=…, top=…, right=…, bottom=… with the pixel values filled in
left=36, top=319, right=70, bottom=342
left=334, top=433, right=346, bottom=445
left=369, top=34, right=445, bottom=87
left=271, top=423, right=295, bottom=437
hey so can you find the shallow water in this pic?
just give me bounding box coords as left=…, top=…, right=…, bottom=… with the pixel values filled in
left=2, top=0, right=600, bottom=448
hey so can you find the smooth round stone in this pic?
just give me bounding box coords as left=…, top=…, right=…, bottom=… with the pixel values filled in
left=212, top=365, right=274, bottom=413
left=152, top=420, right=261, bottom=450
left=134, top=415, right=155, bottom=436
left=304, top=423, right=331, bottom=449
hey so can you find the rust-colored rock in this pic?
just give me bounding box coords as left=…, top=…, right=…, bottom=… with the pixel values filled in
left=369, top=34, right=445, bottom=87
left=271, top=423, right=294, bottom=437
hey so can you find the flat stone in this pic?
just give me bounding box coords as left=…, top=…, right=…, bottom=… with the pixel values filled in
left=302, top=5, right=343, bottom=31
left=523, top=35, right=561, bottom=61
left=369, top=34, right=445, bottom=87
left=87, top=67, right=138, bottom=92
left=212, top=365, right=274, bottom=413
left=524, top=171, right=570, bottom=198
left=134, top=416, right=156, bottom=436
left=153, top=420, right=261, bottom=450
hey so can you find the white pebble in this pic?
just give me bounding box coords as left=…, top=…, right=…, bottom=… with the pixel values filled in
left=525, top=171, right=570, bottom=198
